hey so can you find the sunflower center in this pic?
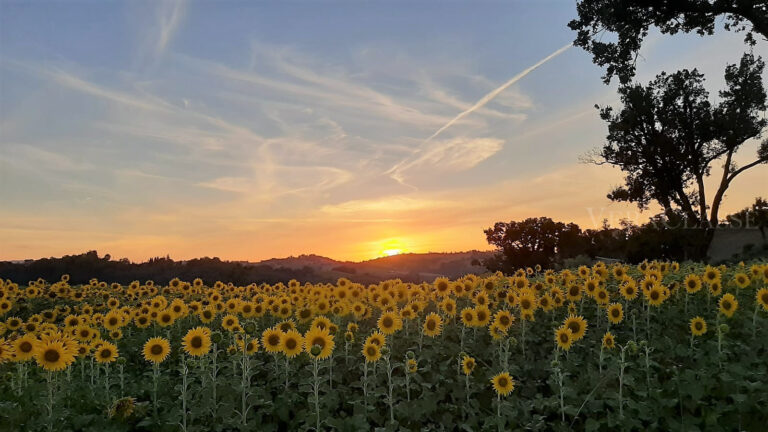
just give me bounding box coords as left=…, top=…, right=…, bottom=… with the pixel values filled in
left=612, top=309, right=620, bottom=317
left=311, top=337, right=325, bottom=348
left=190, top=336, right=203, bottom=348
left=651, top=291, right=659, bottom=300
left=427, top=320, right=436, bottom=331
left=560, top=333, right=569, bottom=343
left=498, top=377, right=508, bottom=387
left=500, top=316, right=510, bottom=326
left=382, top=317, right=393, bottom=328
left=151, top=344, right=163, bottom=355
left=44, top=349, right=60, bottom=363
left=285, top=338, right=297, bottom=350
left=695, top=322, right=703, bottom=330
left=366, top=346, right=376, bottom=356
left=723, top=301, right=732, bottom=310
left=100, top=349, right=112, bottom=358
left=20, top=341, right=33, bottom=353
left=761, top=293, right=768, bottom=304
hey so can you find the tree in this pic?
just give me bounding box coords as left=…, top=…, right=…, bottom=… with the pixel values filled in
left=726, top=197, right=768, bottom=237
left=483, top=217, right=586, bottom=272
left=590, top=53, right=768, bottom=229
left=569, top=0, right=768, bottom=84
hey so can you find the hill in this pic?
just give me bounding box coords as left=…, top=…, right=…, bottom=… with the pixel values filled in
left=0, top=250, right=494, bottom=286
left=252, top=251, right=493, bottom=283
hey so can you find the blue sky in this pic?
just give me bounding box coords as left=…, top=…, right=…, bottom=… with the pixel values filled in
left=1, top=0, right=766, bottom=261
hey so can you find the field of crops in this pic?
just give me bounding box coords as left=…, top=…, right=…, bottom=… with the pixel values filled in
left=1, top=261, right=767, bottom=431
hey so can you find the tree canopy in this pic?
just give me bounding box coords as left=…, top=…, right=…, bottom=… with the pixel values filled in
left=569, top=0, right=768, bottom=84
left=590, top=52, right=768, bottom=228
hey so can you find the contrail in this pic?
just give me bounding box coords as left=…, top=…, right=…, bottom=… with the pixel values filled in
left=425, top=43, right=572, bottom=142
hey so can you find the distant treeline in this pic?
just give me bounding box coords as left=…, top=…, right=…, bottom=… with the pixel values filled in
left=483, top=199, right=768, bottom=273
left=0, top=251, right=334, bottom=286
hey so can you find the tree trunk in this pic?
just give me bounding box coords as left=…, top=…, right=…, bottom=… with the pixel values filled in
left=709, top=150, right=734, bottom=227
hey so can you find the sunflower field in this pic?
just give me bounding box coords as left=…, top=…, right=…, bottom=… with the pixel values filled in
left=1, top=261, right=768, bottom=431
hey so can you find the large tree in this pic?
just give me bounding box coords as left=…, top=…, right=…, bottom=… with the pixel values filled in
left=590, top=52, right=768, bottom=228
left=483, top=217, right=586, bottom=271
left=569, top=0, right=768, bottom=84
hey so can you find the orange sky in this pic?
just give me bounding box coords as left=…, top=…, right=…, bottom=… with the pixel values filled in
left=1, top=4, right=767, bottom=263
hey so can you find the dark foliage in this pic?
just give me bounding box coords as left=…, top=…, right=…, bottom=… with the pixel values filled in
left=0, top=251, right=329, bottom=286
left=569, top=0, right=768, bottom=84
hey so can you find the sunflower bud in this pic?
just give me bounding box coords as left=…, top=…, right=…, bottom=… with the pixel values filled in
left=211, top=331, right=223, bottom=345
left=117, top=357, right=127, bottom=366
left=381, top=346, right=390, bottom=356
left=243, top=322, right=257, bottom=335
left=508, top=336, right=518, bottom=347
left=310, top=344, right=322, bottom=356
left=406, top=350, right=415, bottom=360
left=719, top=324, right=729, bottom=334
left=628, top=341, right=638, bottom=354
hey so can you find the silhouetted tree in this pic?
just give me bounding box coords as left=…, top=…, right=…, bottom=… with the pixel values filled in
left=589, top=53, right=768, bottom=231
left=726, top=197, right=768, bottom=237
left=483, top=217, right=586, bottom=272
left=569, top=0, right=768, bottom=84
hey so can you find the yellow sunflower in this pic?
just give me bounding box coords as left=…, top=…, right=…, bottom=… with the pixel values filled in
left=690, top=317, right=707, bottom=336
left=554, top=326, right=573, bottom=351
left=460, top=308, right=476, bottom=327
left=733, top=273, right=751, bottom=289
left=684, top=274, right=702, bottom=294
left=361, top=341, right=381, bottom=363
left=142, top=337, right=170, bottom=364
left=718, top=293, right=738, bottom=318
left=262, top=328, right=283, bottom=353
left=489, top=323, right=507, bottom=340
left=365, top=331, right=386, bottom=348
left=756, top=288, right=768, bottom=311
left=422, top=313, right=443, bottom=337
left=35, top=339, right=75, bottom=371
left=492, top=310, right=515, bottom=331
left=12, top=334, right=37, bottom=361
left=182, top=327, right=212, bottom=356
left=303, top=326, right=334, bottom=360
left=461, top=355, right=476, bottom=375
left=606, top=303, right=623, bottom=324
left=490, top=372, right=515, bottom=397
left=602, top=332, right=615, bottom=349
left=94, top=341, right=118, bottom=363
left=620, top=281, right=638, bottom=300
left=377, top=311, right=402, bottom=335
left=563, top=315, right=588, bottom=341
left=280, top=330, right=303, bottom=358
left=646, top=285, right=665, bottom=307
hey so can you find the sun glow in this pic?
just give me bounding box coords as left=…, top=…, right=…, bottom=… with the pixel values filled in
left=382, top=249, right=402, bottom=256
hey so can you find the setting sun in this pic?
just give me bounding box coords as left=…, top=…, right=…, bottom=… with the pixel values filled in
left=381, top=249, right=402, bottom=257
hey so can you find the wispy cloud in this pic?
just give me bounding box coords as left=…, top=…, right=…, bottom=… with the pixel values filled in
left=425, top=43, right=572, bottom=142
left=155, top=0, right=186, bottom=58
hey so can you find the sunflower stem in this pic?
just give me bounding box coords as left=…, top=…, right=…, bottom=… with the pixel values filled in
left=152, top=362, right=159, bottom=418
left=46, top=371, right=54, bottom=432
left=180, top=355, right=189, bottom=432
left=618, top=345, right=627, bottom=419
left=752, top=303, right=759, bottom=339
left=312, top=357, right=321, bottom=431
left=385, top=354, right=395, bottom=425
left=362, top=361, right=368, bottom=413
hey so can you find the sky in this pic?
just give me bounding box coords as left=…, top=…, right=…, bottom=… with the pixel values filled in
left=1, top=0, right=767, bottom=262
